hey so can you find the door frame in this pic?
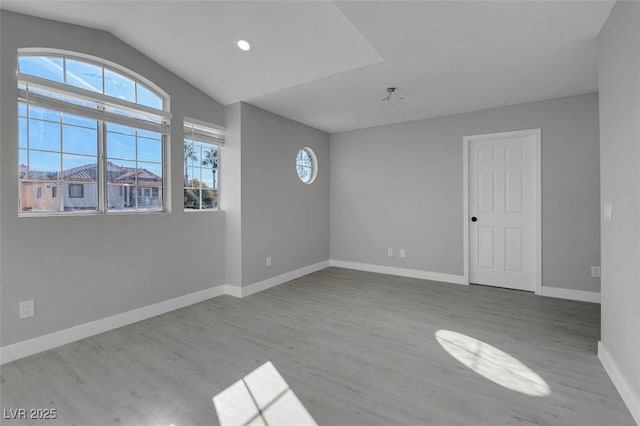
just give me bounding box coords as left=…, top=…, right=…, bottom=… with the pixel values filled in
left=462, top=128, right=542, bottom=294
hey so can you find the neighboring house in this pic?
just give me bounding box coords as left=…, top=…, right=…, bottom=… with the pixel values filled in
left=19, top=162, right=162, bottom=212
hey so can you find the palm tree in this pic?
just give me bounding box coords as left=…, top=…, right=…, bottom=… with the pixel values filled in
left=202, top=147, right=219, bottom=189
left=184, top=141, right=197, bottom=185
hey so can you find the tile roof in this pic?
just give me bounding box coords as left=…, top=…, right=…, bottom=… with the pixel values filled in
left=19, top=162, right=161, bottom=183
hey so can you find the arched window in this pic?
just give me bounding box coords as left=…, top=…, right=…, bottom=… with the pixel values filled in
left=17, top=49, right=171, bottom=214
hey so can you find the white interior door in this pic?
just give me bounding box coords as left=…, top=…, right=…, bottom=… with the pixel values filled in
left=467, top=130, right=539, bottom=292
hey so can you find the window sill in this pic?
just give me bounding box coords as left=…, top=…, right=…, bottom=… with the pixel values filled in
left=19, top=209, right=168, bottom=218
left=184, top=208, right=222, bottom=213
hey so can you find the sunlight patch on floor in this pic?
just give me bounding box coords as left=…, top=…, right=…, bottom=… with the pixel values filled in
left=435, top=329, right=550, bottom=397
left=212, top=361, right=318, bottom=426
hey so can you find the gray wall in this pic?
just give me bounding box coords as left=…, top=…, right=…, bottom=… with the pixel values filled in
left=331, top=93, right=601, bottom=293
left=598, top=0, right=640, bottom=403
left=0, top=11, right=226, bottom=346
left=239, top=103, right=330, bottom=286
left=222, top=103, right=243, bottom=287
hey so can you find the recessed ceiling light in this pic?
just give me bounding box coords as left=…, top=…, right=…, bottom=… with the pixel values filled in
left=237, top=40, right=251, bottom=51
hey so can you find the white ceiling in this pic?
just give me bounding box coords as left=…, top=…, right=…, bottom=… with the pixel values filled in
left=1, top=1, right=615, bottom=133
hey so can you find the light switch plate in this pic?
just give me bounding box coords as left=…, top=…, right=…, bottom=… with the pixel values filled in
left=604, top=202, right=612, bottom=221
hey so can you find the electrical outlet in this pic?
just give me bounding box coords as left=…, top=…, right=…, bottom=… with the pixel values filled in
left=19, top=299, right=34, bottom=319
left=591, top=266, right=601, bottom=278
left=399, top=249, right=406, bottom=258
left=266, top=256, right=272, bottom=267
left=387, top=248, right=393, bottom=257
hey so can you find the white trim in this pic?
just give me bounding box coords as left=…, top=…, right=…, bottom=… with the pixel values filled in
left=462, top=128, right=542, bottom=294
left=224, top=284, right=243, bottom=298
left=298, top=147, right=318, bottom=185
left=226, top=260, right=331, bottom=298
left=463, top=138, right=470, bottom=285
left=598, top=341, right=640, bottom=425
left=0, top=285, right=225, bottom=365
left=539, top=286, right=601, bottom=303
left=329, top=259, right=466, bottom=285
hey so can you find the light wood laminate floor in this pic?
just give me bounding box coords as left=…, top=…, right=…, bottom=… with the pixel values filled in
left=0, top=267, right=634, bottom=425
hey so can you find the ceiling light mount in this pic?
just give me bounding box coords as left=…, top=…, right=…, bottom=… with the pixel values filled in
left=381, top=87, right=404, bottom=102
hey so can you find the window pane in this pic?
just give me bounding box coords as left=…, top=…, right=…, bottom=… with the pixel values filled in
left=19, top=56, right=64, bottom=83
left=137, top=129, right=161, bottom=140
left=107, top=160, right=136, bottom=184
left=106, top=122, right=135, bottom=136
left=184, top=140, right=201, bottom=167
left=19, top=117, right=27, bottom=148
left=296, top=148, right=315, bottom=183
left=106, top=131, right=136, bottom=160
left=63, top=113, right=98, bottom=129
left=28, top=151, right=60, bottom=180
left=28, top=105, right=61, bottom=122
left=64, top=182, right=97, bottom=211
left=65, top=59, right=103, bottom=93
left=184, top=188, right=201, bottom=210
left=107, top=160, right=136, bottom=211
left=19, top=150, right=28, bottom=178
left=201, top=146, right=218, bottom=165
left=201, top=172, right=214, bottom=189
left=183, top=136, right=219, bottom=210
left=107, top=184, right=131, bottom=210
left=138, top=161, right=163, bottom=183
left=104, top=69, right=135, bottom=102
left=186, top=166, right=200, bottom=186
left=63, top=125, right=98, bottom=156
left=137, top=186, right=159, bottom=209
left=18, top=103, right=27, bottom=117
left=58, top=95, right=98, bottom=110
left=63, top=154, right=97, bottom=179
left=137, top=137, right=162, bottom=162
left=29, top=119, right=61, bottom=152
left=20, top=181, right=60, bottom=213
left=202, top=187, right=216, bottom=209
left=136, top=84, right=163, bottom=110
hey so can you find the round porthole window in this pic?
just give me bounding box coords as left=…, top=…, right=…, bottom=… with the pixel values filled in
left=296, top=147, right=317, bottom=184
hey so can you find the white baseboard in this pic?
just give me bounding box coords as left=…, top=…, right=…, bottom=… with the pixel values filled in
left=540, top=286, right=601, bottom=303
left=226, top=260, right=331, bottom=298
left=598, top=341, right=640, bottom=425
left=329, top=259, right=466, bottom=285
left=0, top=261, right=332, bottom=364
left=0, top=285, right=225, bottom=365
left=223, top=284, right=243, bottom=298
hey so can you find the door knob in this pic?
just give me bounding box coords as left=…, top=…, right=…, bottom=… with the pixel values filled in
left=471, top=217, right=478, bottom=222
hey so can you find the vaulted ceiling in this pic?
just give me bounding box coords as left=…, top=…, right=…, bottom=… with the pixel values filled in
left=1, top=1, right=615, bottom=133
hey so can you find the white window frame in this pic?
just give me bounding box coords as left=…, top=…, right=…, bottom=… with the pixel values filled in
left=296, top=147, right=318, bottom=184
left=17, top=48, right=171, bottom=216
left=184, top=117, right=225, bottom=212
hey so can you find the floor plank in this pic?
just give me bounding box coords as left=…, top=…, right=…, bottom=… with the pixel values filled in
left=0, top=267, right=634, bottom=425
